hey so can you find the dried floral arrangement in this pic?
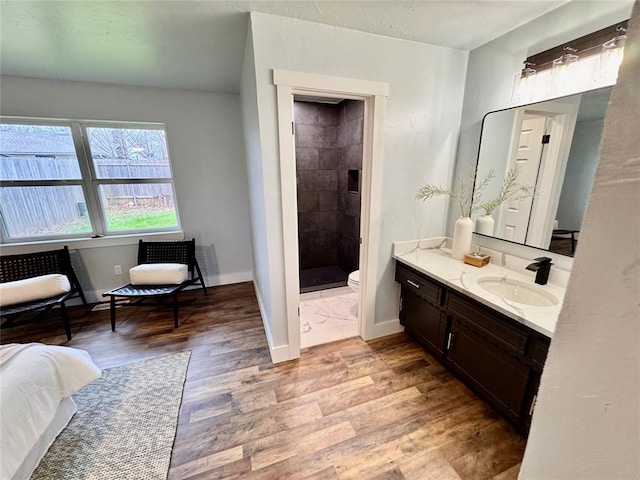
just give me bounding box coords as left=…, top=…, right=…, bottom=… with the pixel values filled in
left=416, top=165, right=535, bottom=217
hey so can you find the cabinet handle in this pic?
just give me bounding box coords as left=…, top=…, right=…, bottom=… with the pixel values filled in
left=447, top=332, right=453, bottom=350
left=529, top=394, right=537, bottom=416
left=406, top=279, right=420, bottom=288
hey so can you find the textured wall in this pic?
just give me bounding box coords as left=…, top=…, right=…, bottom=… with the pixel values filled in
left=520, top=2, right=639, bottom=476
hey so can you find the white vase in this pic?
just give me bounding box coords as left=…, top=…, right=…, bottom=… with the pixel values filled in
left=451, top=216, right=473, bottom=260
left=475, top=214, right=495, bottom=236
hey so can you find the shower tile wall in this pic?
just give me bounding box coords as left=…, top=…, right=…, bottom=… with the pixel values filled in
left=295, top=102, right=339, bottom=271
left=337, top=100, right=364, bottom=275
left=295, top=100, right=363, bottom=284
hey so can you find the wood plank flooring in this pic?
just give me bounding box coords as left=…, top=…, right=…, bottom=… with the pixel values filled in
left=0, top=282, right=526, bottom=479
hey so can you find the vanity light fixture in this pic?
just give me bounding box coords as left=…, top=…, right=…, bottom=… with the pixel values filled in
left=511, top=62, right=537, bottom=102
left=511, top=20, right=629, bottom=103
left=548, top=46, right=579, bottom=95
left=599, top=26, right=627, bottom=84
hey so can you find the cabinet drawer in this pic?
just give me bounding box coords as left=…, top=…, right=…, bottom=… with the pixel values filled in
left=395, top=263, right=442, bottom=305
left=447, top=292, right=528, bottom=356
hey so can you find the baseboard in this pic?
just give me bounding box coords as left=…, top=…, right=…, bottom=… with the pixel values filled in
left=372, top=318, right=404, bottom=338
left=208, top=271, right=253, bottom=286
left=252, top=280, right=293, bottom=364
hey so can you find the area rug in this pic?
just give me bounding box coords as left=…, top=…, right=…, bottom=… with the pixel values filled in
left=32, top=351, right=191, bottom=479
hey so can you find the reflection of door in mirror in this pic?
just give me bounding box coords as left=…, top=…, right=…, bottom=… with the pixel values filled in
left=495, top=114, right=546, bottom=243
left=472, top=87, right=611, bottom=257
left=493, top=98, right=581, bottom=249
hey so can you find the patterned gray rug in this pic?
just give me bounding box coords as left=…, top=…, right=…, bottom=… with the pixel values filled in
left=32, top=351, right=191, bottom=480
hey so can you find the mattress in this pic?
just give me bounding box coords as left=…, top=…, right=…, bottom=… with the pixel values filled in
left=0, top=343, right=100, bottom=480
left=10, top=397, right=77, bottom=480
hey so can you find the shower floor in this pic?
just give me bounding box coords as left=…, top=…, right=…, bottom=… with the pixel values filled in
left=300, top=266, right=348, bottom=293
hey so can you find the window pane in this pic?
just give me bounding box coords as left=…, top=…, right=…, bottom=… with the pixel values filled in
left=0, top=186, right=92, bottom=238
left=0, top=124, right=82, bottom=180
left=87, top=127, right=172, bottom=179
left=98, top=183, right=178, bottom=231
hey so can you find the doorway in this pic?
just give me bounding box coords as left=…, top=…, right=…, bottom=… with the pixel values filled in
left=294, top=97, right=364, bottom=347
left=273, top=69, right=389, bottom=360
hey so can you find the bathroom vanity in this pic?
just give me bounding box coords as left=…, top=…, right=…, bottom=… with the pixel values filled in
left=393, top=239, right=566, bottom=435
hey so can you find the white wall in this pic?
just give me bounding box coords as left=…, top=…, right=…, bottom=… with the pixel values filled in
left=451, top=0, right=634, bottom=262
left=520, top=2, right=639, bottom=476
left=0, top=76, right=253, bottom=301
left=556, top=118, right=604, bottom=230
left=245, top=12, right=468, bottom=356
left=239, top=23, right=277, bottom=349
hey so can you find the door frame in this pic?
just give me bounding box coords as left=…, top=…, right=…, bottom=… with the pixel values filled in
left=273, top=69, right=388, bottom=358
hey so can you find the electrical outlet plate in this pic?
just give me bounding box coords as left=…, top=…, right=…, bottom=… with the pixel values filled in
left=114, top=265, right=122, bottom=275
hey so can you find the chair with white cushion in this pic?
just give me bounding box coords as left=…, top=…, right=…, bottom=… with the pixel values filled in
left=102, top=238, right=206, bottom=330
left=0, top=246, right=87, bottom=340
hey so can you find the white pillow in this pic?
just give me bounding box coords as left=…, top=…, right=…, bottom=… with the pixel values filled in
left=0, top=274, right=71, bottom=308
left=129, top=263, right=188, bottom=285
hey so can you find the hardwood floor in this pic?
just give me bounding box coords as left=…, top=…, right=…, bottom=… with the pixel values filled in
left=0, top=282, right=526, bottom=479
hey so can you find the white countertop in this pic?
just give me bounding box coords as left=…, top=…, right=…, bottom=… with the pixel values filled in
left=393, top=238, right=567, bottom=338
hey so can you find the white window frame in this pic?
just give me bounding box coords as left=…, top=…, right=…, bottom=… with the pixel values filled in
left=0, top=117, right=182, bottom=245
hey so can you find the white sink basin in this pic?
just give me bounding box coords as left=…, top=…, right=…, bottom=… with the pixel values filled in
left=477, top=276, right=559, bottom=307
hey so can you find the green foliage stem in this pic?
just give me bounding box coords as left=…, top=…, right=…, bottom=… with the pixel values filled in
left=416, top=169, right=495, bottom=218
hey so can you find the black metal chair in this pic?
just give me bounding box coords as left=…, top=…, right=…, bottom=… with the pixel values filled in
left=0, top=246, right=87, bottom=340
left=102, top=238, right=207, bottom=330
left=551, top=229, right=579, bottom=255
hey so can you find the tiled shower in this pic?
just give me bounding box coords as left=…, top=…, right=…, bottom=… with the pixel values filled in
left=294, top=99, right=364, bottom=292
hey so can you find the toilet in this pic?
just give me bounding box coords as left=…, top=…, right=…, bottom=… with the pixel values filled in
left=347, top=270, right=360, bottom=292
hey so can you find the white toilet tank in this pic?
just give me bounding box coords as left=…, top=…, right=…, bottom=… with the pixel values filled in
left=348, top=270, right=360, bottom=292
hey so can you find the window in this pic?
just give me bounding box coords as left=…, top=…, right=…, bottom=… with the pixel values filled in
left=0, top=120, right=181, bottom=242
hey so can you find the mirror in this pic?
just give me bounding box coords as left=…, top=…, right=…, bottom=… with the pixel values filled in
left=473, top=87, right=611, bottom=256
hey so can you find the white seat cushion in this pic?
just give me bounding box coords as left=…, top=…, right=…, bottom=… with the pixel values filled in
left=129, top=263, right=188, bottom=285
left=0, top=274, right=71, bottom=308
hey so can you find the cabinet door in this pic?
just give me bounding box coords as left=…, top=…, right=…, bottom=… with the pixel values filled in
left=520, top=372, right=541, bottom=434
left=400, top=288, right=447, bottom=356
left=448, top=319, right=529, bottom=422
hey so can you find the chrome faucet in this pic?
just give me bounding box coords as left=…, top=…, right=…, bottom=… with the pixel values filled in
left=526, top=257, right=553, bottom=285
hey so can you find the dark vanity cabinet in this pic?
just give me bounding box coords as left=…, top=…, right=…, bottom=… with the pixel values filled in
left=447, top=292, right=531, bottom=424
left=396, top=264, right=447, bottom=357
left=395, top=261, right=550, bottom=434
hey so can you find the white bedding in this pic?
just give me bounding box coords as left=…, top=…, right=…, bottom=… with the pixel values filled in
left=0, top=343, right=101, bottom=480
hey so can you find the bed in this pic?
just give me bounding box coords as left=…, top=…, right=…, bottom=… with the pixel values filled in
left=0, top=343, right=101, bottom=480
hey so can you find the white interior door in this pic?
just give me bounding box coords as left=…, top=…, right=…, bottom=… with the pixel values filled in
left=495, top=115, right=546, bottom=243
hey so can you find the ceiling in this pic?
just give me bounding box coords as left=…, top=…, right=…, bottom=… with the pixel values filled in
left=0, top=0, right=570, bottom=93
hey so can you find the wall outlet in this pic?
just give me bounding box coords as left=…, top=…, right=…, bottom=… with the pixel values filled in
left=114, top=265, right=122, bottom=275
